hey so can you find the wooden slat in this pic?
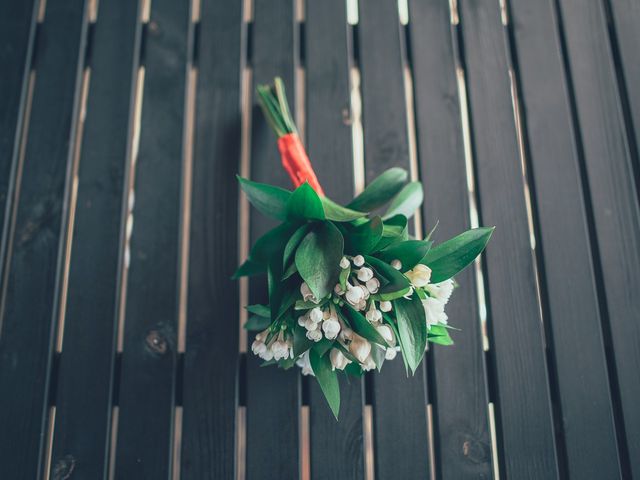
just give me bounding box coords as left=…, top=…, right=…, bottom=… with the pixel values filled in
left=179, top=0, right=245, bottom=477
left=457, top=0, right=559, bottom=477
left=558, top=0, right=640, bottom=476
left=408, top=1, right=493, bottom=478
left=0, top=0, right=88, bottom=477
left=0, top=0, right=38, bottom=270
left=507, top=0, right=623, bottom=477
left=245, top=1, right=300, bottom=478
left=113, top=0, right=190, bottom=477
left=358, top=1, right=430, bottom=478
left=49, top=1, right=142, bottom=478
left=305, top=1, right=365, bottom=478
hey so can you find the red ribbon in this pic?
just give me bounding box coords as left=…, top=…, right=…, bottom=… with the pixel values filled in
left=277, top=133, right=325, bottom=196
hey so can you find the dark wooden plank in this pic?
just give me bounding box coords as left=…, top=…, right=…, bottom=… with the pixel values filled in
left=408, top=1, right=493, bottom=478
left=113, top=0, right=190, bottom=477
left=457, top=0, right=559, bottom=477
left=0, top=0, right=38, bottom=272
left=0, top=0, right=88, bottom=477
left=49, top=1, right=142, bottom=478
left=245, top=1, right=300, bottom=478
left=557, top=0, right=640, bottom=476
left=358, top=1, right=430, bottom=478
left=179, top=0, right=245, bottom=478
left=305, top=1, right=365, bottom=478
left=506, top=1, right=623, bottom=478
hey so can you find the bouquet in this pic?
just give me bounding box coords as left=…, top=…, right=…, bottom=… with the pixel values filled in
left=234, top=78, right=493, bottom=418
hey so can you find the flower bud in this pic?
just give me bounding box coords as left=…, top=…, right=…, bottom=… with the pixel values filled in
left=405, top=264, right=432, bottom=288
left=357, top=299, right=367, bottom=311
left=340, top=257, right=350, bottom=269
left=357, top=267, right=374, bottom=282
left=298, top=315, right=308, bottom=327
left=306, top=329, right=323, bottom=342
left=322, top=318, right=341, bottom=340
left=366, top=277, right=380, bottom=294
left=309, top=307, right=323, bottom=323
left=304, top=317, right=318, bottom=331
left=366, top=305, right=382, bottom=324
left=345, top=285, right=365, bottom=305
left=300, top=282, right=319, bottom=303
left=391, top=259, right=402, bottom=270
left=330, top=348, right=351, bottom=371
left=334, top=283, right=345, bottom=295
left=353, top=255, right=365, bottom=267
left=349, top=334, right=372, bottom=363
left=376, top=324, right=396, bottom=347
left=379, top=300, right=392, bottom=312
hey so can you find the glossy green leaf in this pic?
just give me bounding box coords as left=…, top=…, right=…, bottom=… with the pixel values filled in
left=344, top=362, right=364, bottom=377
left=293, top=325, right=313, bottom=357
left=421, top=227, right=495, bottom=283
left=250, top=223, right=296, bottom=265
left=244, top=315, right=271, bottom=331
left=245, top=304, right=270, bottom=317
left=376, top=240, right=432, bottom=270
left=310, top=349, right=341, bottom=419
left=283, top=224, right=310, bottom=270
left=343, top=216, right=384, bottom=255
left=342, top=305, right=389, bottom=347
left=394, top=295, right=427, bottom=375
left=295, top=222, right=344, bottom=299
left=232, top=258, right=266, bottom=278
left=375, top=215, right=408, bottom=251
left=347, top=167, right=408, bottom=212
left=321, top=197, right=367, bottom=222
left=364, top=255, right=411, bottom=300
left=428, top=328, right=454, bottom=346
left=384, top=181, right=424, bottom=219
left=286, top=183, right=325, bottom=221
left=237, top=176, right=291, bottom=221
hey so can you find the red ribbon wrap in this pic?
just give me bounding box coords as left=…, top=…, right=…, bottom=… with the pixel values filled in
left=277, top=133, right=325, bottom=196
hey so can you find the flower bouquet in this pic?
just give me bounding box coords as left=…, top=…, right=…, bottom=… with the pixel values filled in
left=234, top=78, right=493, bottom=418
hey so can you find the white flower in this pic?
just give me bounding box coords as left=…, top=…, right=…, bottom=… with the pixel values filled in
left=300, top=282, right=319, bottom=303
left=309, top=307, right=323, bottom=323
left=271, top=332, right=290, bottom=360
left=296, top=351, right=314, bottom=376
left=422, top=297, right=448, bottom=327
left=251, top=328, right=273, bottom=360
left=366, top=277, right=380, bottom=294
left=306, top=329, right=323, bottom=342
left=379, top=300, right=392, bottom=312
left=304, top=317, right=318, bottom=331
left=330, top=348, right=351, bottom=370
left=425, top=279, right=454, bottom=304
left=376, top=324, right=396, bottom=347
left=322, top=318, right=341, bottom=340
left=362, top=354, right=376, bottom=371
left=340, top=327, right=354, bottom=342
left=356, top=299, right=367, bottom=311
left=353, top=255, right=365, bottom=267
left=345, top=285, right=365, bottom=305
left=334, top=283, right=345, bottom=295
left=366, top=305, right=382, bottom=324
left=349, top=334, right=372, bottom=363
left=385, top=347, right=398, bottom=360
left=340, top=257, right=350, bottom=269
left=405, top=264, right=432, bottom=288
left=357, top=267, right=374, bottom=282
left=297, top=315, right=307, bottom=327
left=251, top=339, right=267, bottom=357
left=391, top=259, right=402, bottom=270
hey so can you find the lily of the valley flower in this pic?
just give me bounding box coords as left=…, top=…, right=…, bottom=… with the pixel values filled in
left=405, top=264, right=432, bottom=288
left=329, top=348, right=351, bottom=371
left=353, top=255, right=365, bottom=267
left=361, top=354, right=376, bottom=371
left=271, top=332, right=291, bottom=361
left=345, top=284, right=365, bottom=305
left=296, top=351, right=314, bottom=376
left=309, top=307, right=323, bottom=323
left=306, top=328, right=323, bottom=342
left=340, top=256, right=350, bottom=269
left=422, top=296, right=448, bottom=327
left=390, top=259, right=402, bottom=270
left=349, top=333, right=372, bottom=363
left=365, top=277, right=380, bottom=294
left=376, top=324, right=396, bottom=347
left=356, top=267, right=374, bottom=282
left=322, top=317, right=341, bottom=340
left=385, top=346, right=398, bottom=360
left=366, top=304, right=382, bottom=324
left=379, top=300, right=392, bottom=312
left=300, top=282, right=319, bottom=303
left=251, top=328, right=273, bottom=360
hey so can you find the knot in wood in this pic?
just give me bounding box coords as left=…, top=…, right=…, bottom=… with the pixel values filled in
left=145, top=329, right=168, bottom=354
left=461, top=436, right=489, bottom=464
left=52, top=455, right=75, bottom=480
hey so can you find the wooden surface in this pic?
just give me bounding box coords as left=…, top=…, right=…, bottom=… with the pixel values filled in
left=1, top=0, right=639, bottom=478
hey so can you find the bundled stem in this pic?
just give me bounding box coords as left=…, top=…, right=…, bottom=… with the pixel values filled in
left=256, top=78, right=325, bottom=196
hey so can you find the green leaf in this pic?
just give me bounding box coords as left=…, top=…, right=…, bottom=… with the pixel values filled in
left=428, top=329, right=454, bottom=346
left=343, top=216, right=384, bottom=255
left=312, top=337, right=334, bottom=357
left=422, top=227, right=495, bottom=283
left=375, top=215, right=409, bottom=251
left=232, top=258, right=266, bottom=278
left=364, top=255, right=411, bottom=300
left=250, top=223, right=296, bottom=265
left=371, top=345, right=386, bottom=372
left=376, top=240, right=432, bottom=270
left=384, top=181, right=424, bottom=219
left=383, top=314, right=409, bottom=374
left=339, top=265, right=350, bottom=291
left=286, top=183, right=325, bottom=221
left=394, top=295, right=427, bottom=374
left=245, top=304, right=270, bottom=317
left=237, top=176, right=291, bottom=221
left=344, top=362, right=364, bottom=377
left=295, top=222, right=344, bottom=299
left=347, top=167, right=409, bottom=212
left=293, top=324, right=313, bottom=356
left=244, top=315, right=271, bottom=331
left=283, top=224, right=310, bottom=270
left=321, top=197, right=367, bottom=222
left=342, top=305, right=389, bottom=347
left=310, top=349, right=341, bottom=419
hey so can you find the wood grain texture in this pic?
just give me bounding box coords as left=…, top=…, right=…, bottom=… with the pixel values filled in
left=408, top=1, right=493, bottom=478
left=0, top=0, right=38, bottom=273
left=507, top=0, right=623, bottom=478
left=113, top=0, right=190, bottom=478
left=305, top=1, right=365, bottom=478
left=358, top=1, right=430, bottom=478
left=0, top=0, right=88, bottom=477
left=457, top=0, right=559, bottom=477
left=179, top=0, right=244, bottom=478
left=245, top=1, right=300, bottom=479
left=49, top=1, right=141, bottom=478
left=558, top=0, right=640, bottom=476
